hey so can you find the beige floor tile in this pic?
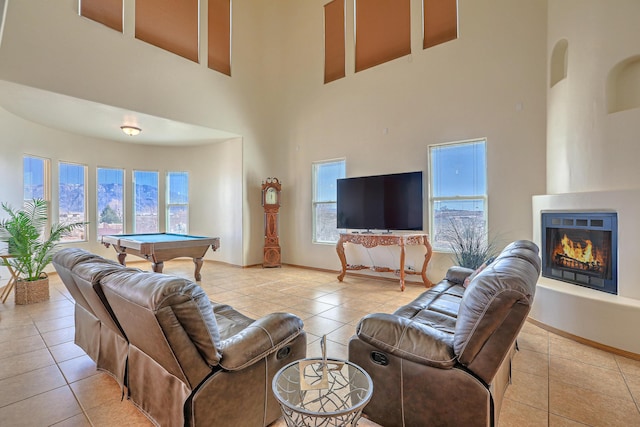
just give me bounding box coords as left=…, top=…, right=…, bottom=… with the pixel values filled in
left=339, top=297, right=384, bottom=313
left=35, top=314, right=75, bottom=333
left=290, top=299, right=337, bottom=316
left=3, top=261, right=640, bottom=426
left=625, top=372, right=640, bottom=407
left=240, top=301, right=290, bottom=317
left=521, top=321, right=550, bottom=337
left=303, top=315, right=345, bottom=337
left=549, top=334, right=618, bottom=370
left=70, top=372, right=124, bottom=411
left=318, top=306, right=369, bottom=324
left=0, top=323, right=39, bottom=343
left=42, top=325, right=75, bottom=347
left=0, top=333, right=46, bottom=359
left=513, top=348, right=549, bottom=378
left=550, top=379, right=640, bottom=425
left=0, top=347, right=56, bottom=381
left=314, top=292, right=347, bottom=306
left=499, top=397, right=548, bottom=426
left=0, top=364, right=67, bottom=407
left=284, top=286, right=330, bottom=299
left=326, top=323, right=357, bottom=345
left=517, top=331, right=549, bottom=354
left=50, top=413, right=92, bottom=426
left=616, top=354, right=640, bottom=377
left=548, top=414, right=586, bottom=426
left=0, top=385, right=83, bottom=426
left=505, top=369, right=549, bottom=411
left=58, top=354, right=99, bottom=383
left=550, top=355, right=632, bottom=400
left=85, top=399, right=154, bottom=426
left=49, top=341, right=87, bottom=363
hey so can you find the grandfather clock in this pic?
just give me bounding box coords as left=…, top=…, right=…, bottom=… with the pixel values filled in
left=262, top=177, right=281, bottom=267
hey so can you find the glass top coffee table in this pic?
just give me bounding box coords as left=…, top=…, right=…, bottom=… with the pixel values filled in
left=272, top=357, right=373, bottom=427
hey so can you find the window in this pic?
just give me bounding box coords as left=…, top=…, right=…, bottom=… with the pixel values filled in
left=429, top=140, right=487, bottom=252
left=166, top=171, right=189, bottom=234
left=59, top=162, right=87, bottom=242
left=97, top=167, right=124, bottom=239
left=133, top=170, right=159, bottom=233
left=312, top=159, right=345, bottom=243
left=23, top=155, right=50, bottom=202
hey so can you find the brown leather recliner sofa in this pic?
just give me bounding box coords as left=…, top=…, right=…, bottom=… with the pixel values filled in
left=348, top=240, right=541, bottom=427
left=53, top=248, right=307, bottom=426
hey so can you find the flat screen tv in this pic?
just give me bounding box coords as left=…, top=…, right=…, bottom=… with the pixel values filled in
left=336, top=171, right=423, bottom=231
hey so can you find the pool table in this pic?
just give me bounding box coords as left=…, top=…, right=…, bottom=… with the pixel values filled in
left=101, top=233, right=220, bottom=281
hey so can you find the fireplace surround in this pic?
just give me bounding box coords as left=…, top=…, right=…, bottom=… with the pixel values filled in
left=532, top=190, right=640, bottom=356
left=541, top=212, right=617, bottom=294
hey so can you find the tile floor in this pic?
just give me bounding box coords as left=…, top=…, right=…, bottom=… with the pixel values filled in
left=1, top=260, right=639, bottom=426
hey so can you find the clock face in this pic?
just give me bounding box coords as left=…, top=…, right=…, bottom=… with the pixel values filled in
left=265, top=187, right=278, bottom=204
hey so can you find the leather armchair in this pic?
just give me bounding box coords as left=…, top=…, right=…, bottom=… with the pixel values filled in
left=348, top=240, right=541, bottom=427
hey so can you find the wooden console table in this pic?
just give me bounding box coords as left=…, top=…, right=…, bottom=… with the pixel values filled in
left=336, top=233, right=433, bottom=291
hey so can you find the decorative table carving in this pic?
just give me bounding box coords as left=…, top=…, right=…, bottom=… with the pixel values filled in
left=336, top=233, right=433, bottom=291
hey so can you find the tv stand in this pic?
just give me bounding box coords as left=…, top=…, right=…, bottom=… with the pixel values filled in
left=336, top=233, right=433, bottom=291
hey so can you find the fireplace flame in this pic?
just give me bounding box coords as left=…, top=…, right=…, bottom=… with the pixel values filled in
left=561, top=234, right=594, bottom=263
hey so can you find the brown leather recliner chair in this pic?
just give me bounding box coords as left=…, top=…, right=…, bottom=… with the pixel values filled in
left=99, top=267, right=306, bottom=427
left=52, top=249, right=107, bottom=362
left=348, top=240, right=541, bottom=427
left=53, top=249, right=136, bottom=387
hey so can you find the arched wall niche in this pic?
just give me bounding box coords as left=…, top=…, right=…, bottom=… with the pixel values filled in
left=607, top=55, right=640, bottom=113
left=550, top=39, right=568, bottom=88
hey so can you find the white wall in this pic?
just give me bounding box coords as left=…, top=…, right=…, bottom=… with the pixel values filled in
left=0, top=0, right=548, bottom=282
left=547, top=0, right=640, bottom=194
left=529, top=0, right=640, bottom=354
left=275, top=0, right=547, bottom=281
left=0, top=107, right=241, bottom=271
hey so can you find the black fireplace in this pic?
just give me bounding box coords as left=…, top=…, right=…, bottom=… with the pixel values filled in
left=541, top=212, right=618, bottom=294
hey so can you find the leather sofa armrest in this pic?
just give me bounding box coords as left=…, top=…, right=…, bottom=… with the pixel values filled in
left=218, top=312, right=303, bottom=371
left=356, top=313, right=456, bottom=369
left=446, top=266, right=475, bottom=285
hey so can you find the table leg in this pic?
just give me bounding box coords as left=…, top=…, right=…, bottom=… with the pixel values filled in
left=193, top=257, right=203, bottom=281
left=1, top=263, right=18, bottom=304
left=420, top=239, right=434, bottom=287
left=399, top=242, right=406, bottom=292
left=117, top=252, right=127, bottom=266
left=336, top=237, right=347, bottom=282
left=1, top=277, right=16, bottom=303
left=152, top=261, right=164, bottom=274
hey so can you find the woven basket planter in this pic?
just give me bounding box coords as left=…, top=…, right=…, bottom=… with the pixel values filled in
left=15, top=274, right=50, bottom=305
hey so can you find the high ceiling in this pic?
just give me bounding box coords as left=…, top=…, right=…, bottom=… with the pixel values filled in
left=0, top=80, right=239, bottom=146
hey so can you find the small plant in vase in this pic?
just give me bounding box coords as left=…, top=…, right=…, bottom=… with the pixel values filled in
left=0, top=198, right=86, bottom=304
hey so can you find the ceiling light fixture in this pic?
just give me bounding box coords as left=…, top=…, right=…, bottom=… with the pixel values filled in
left=120, top=125, right=142, bottom=136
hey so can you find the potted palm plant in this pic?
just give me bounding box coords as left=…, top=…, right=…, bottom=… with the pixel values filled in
left=0, top=198, right=86, bottom=304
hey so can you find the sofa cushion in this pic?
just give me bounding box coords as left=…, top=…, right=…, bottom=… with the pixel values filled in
left=356, top=282, right=465, bottom=368
left=101, top=270, right=222, bottom=367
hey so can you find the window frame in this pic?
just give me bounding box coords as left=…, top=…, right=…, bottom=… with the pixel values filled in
left=58, top=161, right=88, bottom=243
left=23, top=155, right=51, bottom=204
left=96, top=166, right=125, bottom=240
left=166, top=171, right=189, bottom=234
left=133, top=169, right=160, bottom=234
left=428, top=139, right=488, bottom=252
left=312, top=158, right=346, bottom=244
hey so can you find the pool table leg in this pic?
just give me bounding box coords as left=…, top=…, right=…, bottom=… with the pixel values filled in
left=117, top=253, right=127, bottom=266
left=151, top=261, right=164, bottom=274
left=193, top=257, right=203, bottom=281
